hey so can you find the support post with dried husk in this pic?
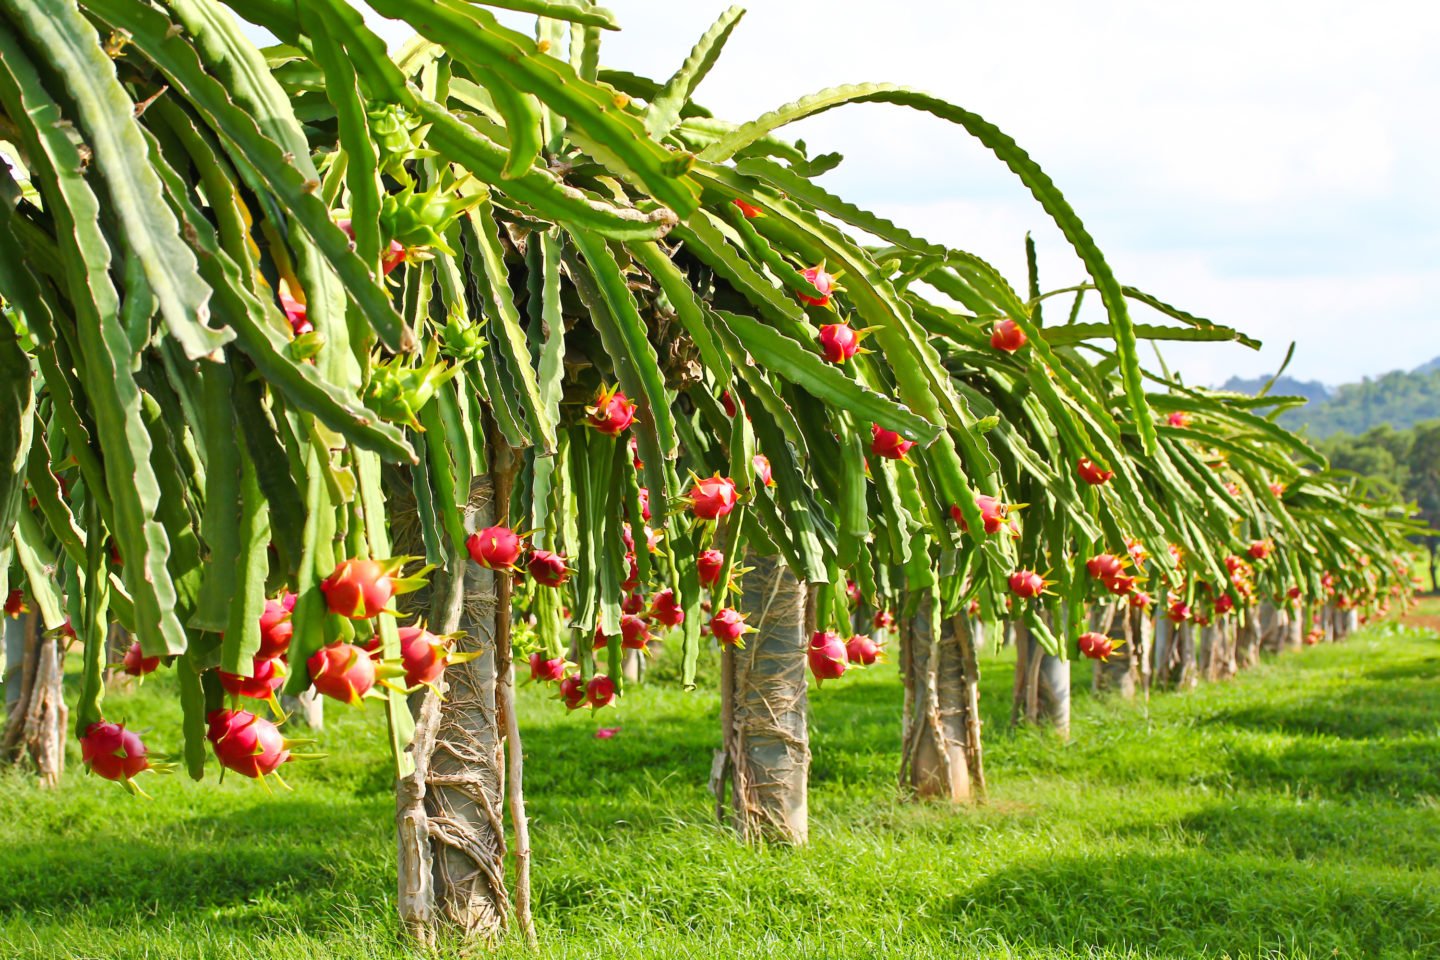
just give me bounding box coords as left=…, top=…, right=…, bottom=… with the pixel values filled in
left=1131, top=604, right=1154, bottom=698
left=1257, top=599, right=1290, bottom=654
left=1090, top=602, right=1139, bottom=698
left=717, top=551, right=810, bottom=845
left=899, top=590, right=983, bottom=802
left=395, top=441, right=533, bottom=945
left=1, top=611, right=66, bottom=786
left=1198, top=616, right=1237, bottom=681
left=1155, top=617, right=1198, bottom=689
left=1011, top=612, right=1071, bottom=739
left=1285, top=602, right=1305, bottom=649
left=1235, top=604, right=1262, bottom=670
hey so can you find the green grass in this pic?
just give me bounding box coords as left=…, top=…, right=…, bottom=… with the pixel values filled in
left=4, top=607, right=1440, bottom=960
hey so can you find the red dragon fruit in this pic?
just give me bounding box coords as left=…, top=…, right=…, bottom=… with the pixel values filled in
left=808, top=631, right=848, bottom=684
left=951, top=494, right=1010, bottom=535
left=990, top=318, right=1026, bottom=352
left=207, top=709, right=292, bottom=779
left=527, top=549, right=570, bottom=587
left=697, top=549, right=724, bottom=588
left=649, top=588, right=685, bottom=628
left=80, top=721, right=152, bottom=787
left=621, top=553, right=640, bottom=592
left=733, top=197, right=763, bottom=219
left=845, top=634, right=881, bottom=666
left=219, top=655, right=287, bottom=709
left=1008, top=570, right=1047, bottom=599
left=320, top=558, right=424, bottom=620
left=1086, top=553, right=1126, bottom=581
left=121, top=641, right=161, bottom=678
left=1104, top=574, right=1137, bottom=596
left=558, top=674, right=587, bottom=710
left=401, top=625, right=481, bottom=689
left=587, top=385, right=637, bottom=437
left=586, top=674, right=616, bottom=710
left=1075, top=458, right=1114, bottom=485
left=620, top=614, right=653, bottom=651
left=1077, top=632, right=1115, bottom=661
left=709, top=608, right=751, bottom=647
left=306, top=641, right=377, bottom=706
left=528, top=652, right=568, bottom=683
left=871, top=424, right=916, bottom=461
left=799, top=264, right=837, bottom=307
left=256, top=594, right=296, bottom=660
left=466, top=525, right=524, bottom=571
left=817, top=322, right=859, bottom=363
left=753, top=454, right=774, bottom=488
left=686, top=475, right=739, bottom=520
left=279, top=291, right=312, bottom=336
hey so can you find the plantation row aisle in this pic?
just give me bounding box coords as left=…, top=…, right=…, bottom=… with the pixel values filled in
left=3, top=606, right=1437, bottom=960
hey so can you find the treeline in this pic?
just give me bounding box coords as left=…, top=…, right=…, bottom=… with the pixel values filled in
left=1319, top=420, right=1440, bottom=584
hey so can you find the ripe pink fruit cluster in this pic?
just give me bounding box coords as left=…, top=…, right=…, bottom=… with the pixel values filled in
left=554, top=672, right=615, bottom=711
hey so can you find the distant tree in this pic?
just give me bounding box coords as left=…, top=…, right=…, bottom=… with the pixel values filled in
left=1406, top=422, right=1440, bottom=591
left=1321, top=433, right=1404, bottom=499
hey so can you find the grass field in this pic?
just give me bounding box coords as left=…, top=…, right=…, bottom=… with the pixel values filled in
left=4, top=603, right=1439, bottom=960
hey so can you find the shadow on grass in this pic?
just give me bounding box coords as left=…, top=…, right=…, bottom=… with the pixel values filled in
left=945, top=847, right=1440, bottom=959
left=0, top=798, right=392, bottom=924
left=1222, top=737, right=1440, bottom=800
left=1173, top=800, right=1440, bottom=868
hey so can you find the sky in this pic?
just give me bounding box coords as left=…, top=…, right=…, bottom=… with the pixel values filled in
left=349, top=2, right=1440, bottom=387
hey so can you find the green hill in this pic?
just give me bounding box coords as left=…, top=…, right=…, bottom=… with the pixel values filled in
left=1217, top=374, right=1331, bottom=405
left=1275, top=367, right=1440, bottom=438
left=1220, top=360, right=1440, bottom=439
